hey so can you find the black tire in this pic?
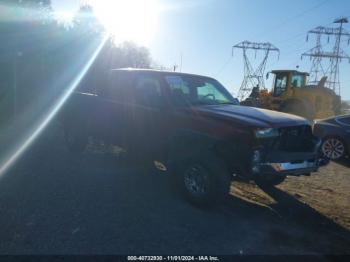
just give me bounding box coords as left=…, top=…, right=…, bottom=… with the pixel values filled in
left=254, top=174, right=286, bottom=187
left=321, top=136, right=346, bottom=160
left=175, top=152, right=231, bottom=207
left=64, top=122, right=88, bottom=153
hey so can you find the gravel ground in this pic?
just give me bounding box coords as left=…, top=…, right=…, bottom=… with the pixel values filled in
left=0, top=124, right=349, bottom=255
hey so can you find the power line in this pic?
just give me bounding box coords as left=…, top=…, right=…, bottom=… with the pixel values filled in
left=224, top=0, right=348, bottom=96
left=215, top=56, right=232, bottom=77
left=261, top=39, right=309, bottom=69
left=302, top=17, right=350, bottom=95
left=252, top=0, right=330, bottom=40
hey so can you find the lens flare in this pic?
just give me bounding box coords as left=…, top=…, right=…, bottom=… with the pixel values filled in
left=0, top=36, right=108, bottom=178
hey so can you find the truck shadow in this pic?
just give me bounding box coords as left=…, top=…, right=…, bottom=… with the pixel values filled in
left=334, top=157, right=350, bottom=168
left=220, top=184, right=350, bottom=253
left=253, top=184, right=349, bottom=238
left=6, top=137, right=350, bottom=254
left=3, top=123, right=350, bottom=254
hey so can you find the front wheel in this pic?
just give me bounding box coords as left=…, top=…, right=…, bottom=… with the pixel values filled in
left=176, top=153, right=231, bottom=207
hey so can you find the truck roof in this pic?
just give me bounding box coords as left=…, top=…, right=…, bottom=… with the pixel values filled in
left=111, top=68, right=216, bottom=80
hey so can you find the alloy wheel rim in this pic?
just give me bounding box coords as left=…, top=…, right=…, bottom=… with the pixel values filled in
left=322, top=138, right=345, bottom=160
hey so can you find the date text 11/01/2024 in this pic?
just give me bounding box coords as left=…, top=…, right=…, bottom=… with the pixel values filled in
left=127, top=256, right=220, bottom=261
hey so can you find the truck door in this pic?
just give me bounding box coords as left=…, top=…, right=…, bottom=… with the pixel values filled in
left=127, top=72, right=170, bottom=159
left=94, top=71, right=133, bottom=149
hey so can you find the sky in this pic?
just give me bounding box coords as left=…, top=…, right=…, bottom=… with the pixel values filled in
left=52, top=0, right=350, bottom=100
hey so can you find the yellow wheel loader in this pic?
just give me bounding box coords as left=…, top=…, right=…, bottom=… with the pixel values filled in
left=241, top=70, right=341, bottom=120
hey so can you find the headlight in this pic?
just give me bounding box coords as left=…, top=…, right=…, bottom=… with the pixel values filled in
left=254, top=128, right=279, bottom=138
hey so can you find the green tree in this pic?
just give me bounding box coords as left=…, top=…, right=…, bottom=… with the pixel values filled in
left=0, top=0, right=154, bottom=125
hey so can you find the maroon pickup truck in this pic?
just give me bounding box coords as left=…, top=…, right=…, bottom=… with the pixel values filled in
left=61, top=68, right=327, bottom=206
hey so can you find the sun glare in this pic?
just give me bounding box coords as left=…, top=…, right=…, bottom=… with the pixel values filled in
left=55, top=11, right=74, bottom=25
left=91, top=0, right=159, bottom=46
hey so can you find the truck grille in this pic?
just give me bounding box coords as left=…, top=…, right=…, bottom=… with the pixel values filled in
left=260, top=125, right=315, bottom=152
left=279, top=125, right=314, bottom=152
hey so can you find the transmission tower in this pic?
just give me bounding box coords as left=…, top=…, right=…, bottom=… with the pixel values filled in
left=302, top=17, right=350, bottom=95
left=233, top=41, right=279, bottom=101
left=304, top=27, right=326, bottom=85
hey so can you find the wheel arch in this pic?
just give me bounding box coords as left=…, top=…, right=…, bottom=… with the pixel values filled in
left=164, top=129, right=251, bottom=174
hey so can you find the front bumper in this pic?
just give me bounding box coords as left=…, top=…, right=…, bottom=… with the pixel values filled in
left=251, top=148, right=328, bottom=177
left=250, top=125, right=329, bottom=177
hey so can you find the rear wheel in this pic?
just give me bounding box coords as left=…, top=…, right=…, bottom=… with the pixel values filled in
left=321, top=137, right=346, bottom=160
left=176, top=152, right=231, bottom=206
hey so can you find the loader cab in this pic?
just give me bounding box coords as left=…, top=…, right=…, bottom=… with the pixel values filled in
left=270, top=70, right=308, bottom=97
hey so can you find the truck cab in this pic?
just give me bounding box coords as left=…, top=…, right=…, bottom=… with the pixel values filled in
left=271, top=70, right=308, bottom=97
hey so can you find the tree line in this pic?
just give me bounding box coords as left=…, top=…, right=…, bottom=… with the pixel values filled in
left=0, top=0, right=153, bottom=125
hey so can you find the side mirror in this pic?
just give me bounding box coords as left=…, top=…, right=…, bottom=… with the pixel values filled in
left=266, top=72, right=270, bottom=80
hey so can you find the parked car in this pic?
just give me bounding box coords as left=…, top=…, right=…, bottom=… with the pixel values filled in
left=313, top=115, right=350, bottom=160
left=60, top=68, right=327, bottom=206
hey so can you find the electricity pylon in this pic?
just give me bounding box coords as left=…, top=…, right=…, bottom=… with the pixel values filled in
left=233, top=41, right=279, bottom=101
left=302, top=17, right=350, bottom=95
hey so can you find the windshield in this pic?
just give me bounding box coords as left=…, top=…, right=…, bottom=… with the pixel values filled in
left=164, top=75, right=238, bottom=107
left=291, top=73, right=305, bottom=88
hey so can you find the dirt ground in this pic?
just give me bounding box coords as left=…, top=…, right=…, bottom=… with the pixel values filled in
left=0, top=124, right=349, bottom=254
left=231, top=159, right=350, bottom=231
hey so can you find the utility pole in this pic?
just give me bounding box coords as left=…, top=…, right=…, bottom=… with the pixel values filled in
left=233, top=41, right=279, bottom=101
left=173, top=64, right=178, bottom=72
left=302, top=17, right=350, bottom=95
